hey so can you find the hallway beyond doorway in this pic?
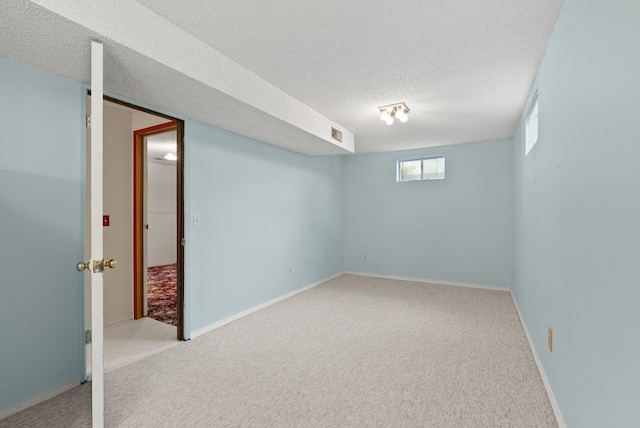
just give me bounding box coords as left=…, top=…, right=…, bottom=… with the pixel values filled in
left=147, top=263, right=178, bottom=326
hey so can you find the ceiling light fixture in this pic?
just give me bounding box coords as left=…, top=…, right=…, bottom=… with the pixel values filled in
left=378, top=102, right=410, bottom=125
left=163, top=153, right=177, bottom=161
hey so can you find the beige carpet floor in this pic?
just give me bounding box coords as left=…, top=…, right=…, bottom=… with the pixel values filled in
left=0, top=274, right=558, bottom=427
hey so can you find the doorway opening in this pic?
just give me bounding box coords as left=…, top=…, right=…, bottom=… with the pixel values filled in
left=133, top=121, right=183, bottom=334
left=89, top=95, right=185, bottom=375
left=93, top=95, right=185, bottom=367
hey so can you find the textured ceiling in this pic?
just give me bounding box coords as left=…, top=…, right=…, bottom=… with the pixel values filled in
left=1, top=0, right=563, bottom=155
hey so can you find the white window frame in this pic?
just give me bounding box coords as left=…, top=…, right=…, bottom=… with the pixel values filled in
left=396, top=155, right=445, bottom=182
left=525, top=91, right=539, bottom=156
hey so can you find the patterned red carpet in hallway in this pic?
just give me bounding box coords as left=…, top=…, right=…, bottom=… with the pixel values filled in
left=147, top=263, right=177, bottom=326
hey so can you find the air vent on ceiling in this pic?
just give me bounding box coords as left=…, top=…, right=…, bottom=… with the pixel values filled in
left=331, top=127, right=342, bottom=142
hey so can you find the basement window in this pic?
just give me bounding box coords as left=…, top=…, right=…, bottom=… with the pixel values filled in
left=397, top=155, right=445, bottom=182
left=525, top=91, right=539, bottom=156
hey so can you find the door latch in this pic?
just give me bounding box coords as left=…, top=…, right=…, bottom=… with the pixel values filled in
left=76, top=259, right=117, bottom=273
left=93, top=258, right=117, bottom=273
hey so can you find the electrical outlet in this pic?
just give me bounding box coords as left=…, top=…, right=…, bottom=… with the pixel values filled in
left=364, top=253, right=368, bottom=261
left=193, top=215, right=201, bottom=227
left=289, top=266, right=292, bottom=273
left=548, top=327, right=553, bottom=352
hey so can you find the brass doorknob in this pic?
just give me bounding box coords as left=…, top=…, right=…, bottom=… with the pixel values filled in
left=105, top=259, right=117, bottom=269
left=77, top=261, right=90, bottom=271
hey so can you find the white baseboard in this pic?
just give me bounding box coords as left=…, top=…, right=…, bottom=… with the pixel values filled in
left=0, top=379, right=80, bottom=420
left=511, top=293, right=566, bottom=428
left=349, top=272, right=564, bottom=425
left=189, top=272, right=343, bottom=339
left=344, top=271, right=510, bottom=292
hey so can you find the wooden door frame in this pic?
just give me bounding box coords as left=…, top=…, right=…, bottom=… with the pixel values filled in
left=105, top=95, right=185, bottom=341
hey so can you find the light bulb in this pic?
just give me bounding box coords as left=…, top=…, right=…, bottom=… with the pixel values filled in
left=399, top=114, right=408, bottom=123
left=380, top=110, right=390, bottom=121
left=396, top=108, right=406, bottom=121
left=386, top=117, right=394, bottom=125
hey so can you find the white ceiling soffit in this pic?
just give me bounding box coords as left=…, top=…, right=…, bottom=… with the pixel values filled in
left=1, top=1, right=563, bottom=155
left=137, top=0, right=563, bottom=154
left=0, top=0, right=354, bottom=156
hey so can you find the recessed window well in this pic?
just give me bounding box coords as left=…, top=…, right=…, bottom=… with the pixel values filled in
left=397, top=155, right=445, bottom=182
left=525, top=91, right=539, bottom=156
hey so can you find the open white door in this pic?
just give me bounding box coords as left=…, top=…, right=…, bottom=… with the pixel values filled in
left=78, top=42, right=106, bottom=428
left=90, top=40, right=105, bottom=428
left=77, top=40, right=114, bottom=428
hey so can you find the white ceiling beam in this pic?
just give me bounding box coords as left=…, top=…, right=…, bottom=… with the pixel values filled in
left=29, top=0, right=354, bottom=154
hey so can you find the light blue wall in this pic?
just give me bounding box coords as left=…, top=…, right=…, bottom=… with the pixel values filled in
left=186, top=121, right=345, bottom=333
left=0, top=59, right=84, bottom=408
left=0, top=57, right=346, bottom=410
left=5, top=2, right=638, bottom=422
left=344, top=140, right=513, bottom=288
left=512, top=1, right=640, bottom=426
